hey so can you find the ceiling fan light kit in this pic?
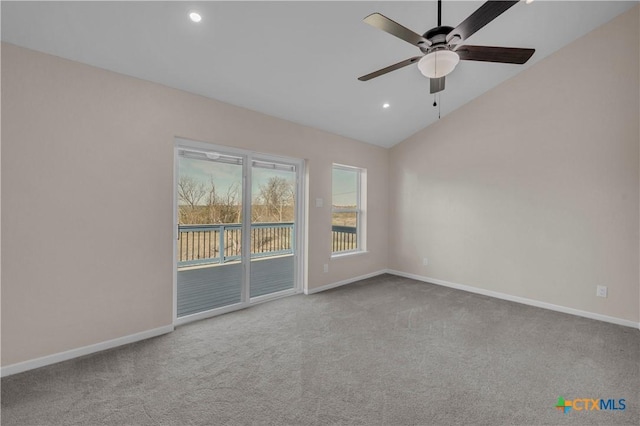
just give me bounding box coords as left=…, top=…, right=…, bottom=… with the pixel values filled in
left=418, top=50, right=460, bottom=79
left=358, top=0, right=535, bottom=94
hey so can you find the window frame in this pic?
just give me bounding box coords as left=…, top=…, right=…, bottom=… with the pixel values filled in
left=331, top=163, right=366, bottom=256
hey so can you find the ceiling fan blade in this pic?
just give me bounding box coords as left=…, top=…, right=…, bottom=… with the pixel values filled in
left=446, top=1, right=519, bottom=45
left=430, top=77, right=445, bottom=94
left=364, top=13, right=430, bottom=47
left=358, top=56, right=422, bottom=81
left=457, top=45, right=535, bottom=64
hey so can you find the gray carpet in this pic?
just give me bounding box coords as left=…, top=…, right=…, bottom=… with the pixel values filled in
left=2, top=274, right=639, bottom=425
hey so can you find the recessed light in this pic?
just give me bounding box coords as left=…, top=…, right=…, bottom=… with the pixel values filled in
left=525, top=0, right=534, bottom=4
left=383, top=103, right=390, bottom=109
left=189, top=12, right=202, bottom=23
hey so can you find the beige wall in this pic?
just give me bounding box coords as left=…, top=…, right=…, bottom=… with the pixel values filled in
left=389, top=7, right=640, bottom=323
left=1, top=43, right=389, bottom=366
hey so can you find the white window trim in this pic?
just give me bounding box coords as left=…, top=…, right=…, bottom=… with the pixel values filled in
left=331, top=164, right=366, bottom=257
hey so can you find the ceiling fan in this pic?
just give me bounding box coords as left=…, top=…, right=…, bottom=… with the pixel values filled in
left=358, top=0, right=535, bottom=94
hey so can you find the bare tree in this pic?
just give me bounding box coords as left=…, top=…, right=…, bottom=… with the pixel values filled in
left=178, top=176, right=206, bottom=224
left=258, top=176, right=294, bottom=222
left=218, top=182, right=242, bottom=224
left=178, top=176, right=205, bottom=207
left=206, top=176, right=218, bottom=224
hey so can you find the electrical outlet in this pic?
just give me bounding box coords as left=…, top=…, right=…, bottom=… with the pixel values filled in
left=422, top=257, right=429, bottom=266
left=596, top=285, right=607, bottom=298
left=323, top=264, right=329, bottom=273
left=316, top=198, right=323, bottom=208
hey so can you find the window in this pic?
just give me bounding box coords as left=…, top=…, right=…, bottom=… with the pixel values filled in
left=332, top=164, right=366, bottom=254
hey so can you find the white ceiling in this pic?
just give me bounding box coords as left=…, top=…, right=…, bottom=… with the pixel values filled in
left=2, top=1, right=637, bottom=148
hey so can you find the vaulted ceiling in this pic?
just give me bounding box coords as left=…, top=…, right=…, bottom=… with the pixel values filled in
left=2, top=1, right=637, bottom=147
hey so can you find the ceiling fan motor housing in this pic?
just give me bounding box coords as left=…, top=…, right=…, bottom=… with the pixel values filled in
left=421, top=26, right=454, bottom=52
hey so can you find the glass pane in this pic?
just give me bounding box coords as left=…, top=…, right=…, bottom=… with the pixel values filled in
left=250, top=163, right=296, bottom=298
left=333, top=166, right=359, bottom=253
left=332, top=211, right=358, bottom=252
left=177, top=152, right=243, bottom=318
left=332, top=168, right=358, bottom=208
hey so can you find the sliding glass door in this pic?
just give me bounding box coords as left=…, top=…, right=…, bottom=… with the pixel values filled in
left=176, top=150, right=245, bottom=317
left=175, top=142, right=303, bottom=323
left=250, top=159, right=297, bottom=299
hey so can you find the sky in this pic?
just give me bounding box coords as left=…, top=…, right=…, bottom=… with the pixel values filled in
left=180, top=156, right=358, bottom=207
left=332, top=168, right=358, bottom=207
left=179, top=156, right=295, bottom=203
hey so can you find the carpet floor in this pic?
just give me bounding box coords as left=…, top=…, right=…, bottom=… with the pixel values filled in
left=2, top=274, right=639, bottom=425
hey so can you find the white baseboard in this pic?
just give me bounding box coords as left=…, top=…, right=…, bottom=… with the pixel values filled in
left=1, top=324, right=174, bottom=378
left=386, top=269, right=640, bottom=329
left=305, top=270, right=387, bottom=295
